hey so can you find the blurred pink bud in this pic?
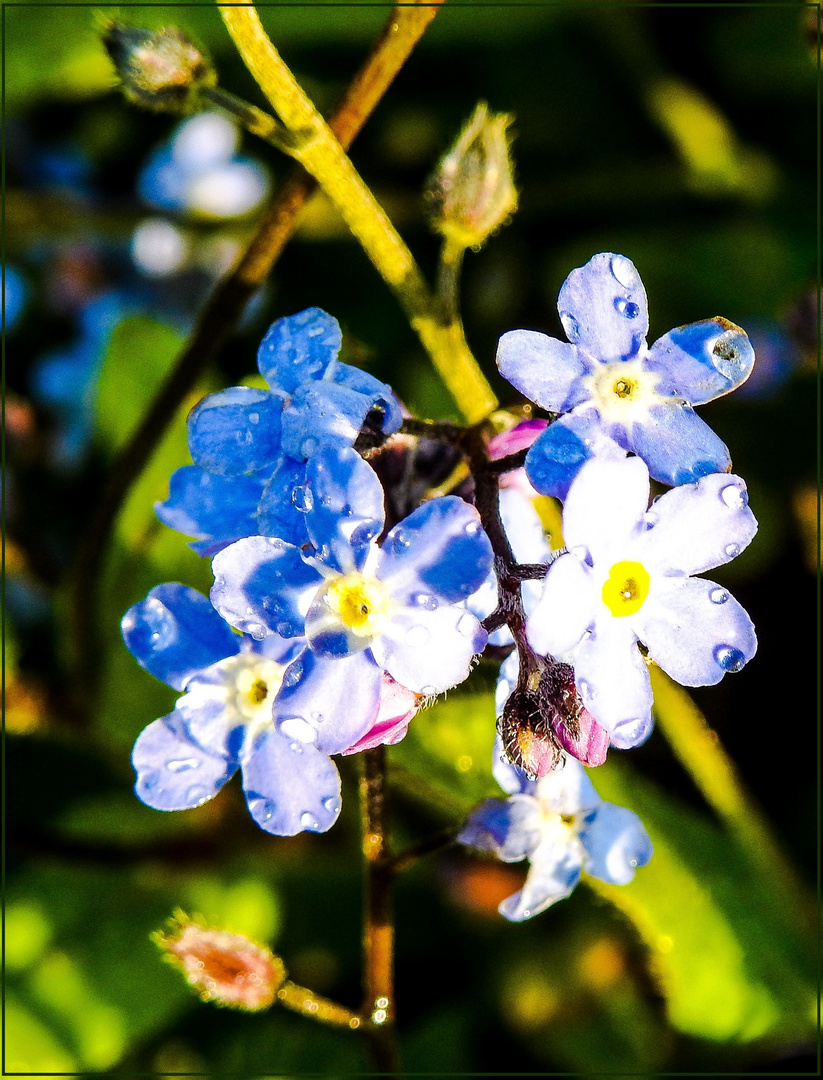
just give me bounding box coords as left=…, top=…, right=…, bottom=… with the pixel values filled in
left=340, top=675, right=422, bottom=755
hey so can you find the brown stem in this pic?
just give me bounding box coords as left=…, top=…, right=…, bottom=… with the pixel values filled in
left=360, top=746, right=400, bottom=1073
left=68, top=1, right=443, bottom=715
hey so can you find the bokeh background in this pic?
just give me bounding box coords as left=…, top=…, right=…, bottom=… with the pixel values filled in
left=4, top=2, right=819, bottom=1074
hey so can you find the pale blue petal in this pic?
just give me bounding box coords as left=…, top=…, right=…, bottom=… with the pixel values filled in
left=281, top=381, right=382, bottom=460
left=499, top=839, right=583, bottom=921
left=155, top=465, right=265, bottom=556
left=458, top=795, right=543, bottom=862
left=304, top=446, right=385, bottom=573
left=637, top=577, right=757, bottom=687
left=187, top=387, right=282, bottom=476
left=646, top=318, right=755, bottom=405
left=132, top=713, right=236, bottom=810
left=272, top=649, right=383, bottom=754
left=533, top=756, right=600, bottom=816
left=256, top=457, right=311, bottom=548
left=329, top=362, right=403, bottom=434
left=562, top=456, right=650, bottom=568
left=634, top=471, right=757, bottom=576
left=256, top=307, right=340, bottom=394
left=496, top=329, right=592, bottom=411
left=378, top=497, right=493, bottom=604
left=556, top=252, right=649, bottom=363
left=573, top=619, right=654, bottom=748
left=581, top=802, right=653, bottom=884
left=372, top=604, right=486, bottom=695
left=122, top=583, right=240, bottom=691
left=527, top=552, right=597, bottom=657
left=628, top=402, right=731, bottom=487
left=242, top=728, right=341, bottom=835
left=492, top=729, right=538, bottom=796
left=211, top=536, right=321, bottom=639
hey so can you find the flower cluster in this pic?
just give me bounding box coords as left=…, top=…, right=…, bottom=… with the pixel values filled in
left=124, top=252, right=758, bottom=920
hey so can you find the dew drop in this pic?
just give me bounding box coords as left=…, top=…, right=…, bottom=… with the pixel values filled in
left=186, top=785, right=209, bottom=806
left=709, top=588, right=728, bottom=605
left=559, top=311, right=580, bottom=342
left=405, top=624, right=430, bottom=648
left=456, top=611, right=478, bottom=637
left=720, top=484, right=748, bottom=510
left=301, top=437, right=318, bottom=457
left=166, top=757, right=200, bottom=773
left=578, top=679, right=595, bottom=700
left=411, top=593, right=438, bottom=611
left=289, top=742, right=304, bottom=753
left=465, top=520, right=480, bottom=535
left=392, top=528, right=411, bottom=549
left=724, top=543, right=740, bottom=558
left=300, top=811, right=319, bottom=830
left=420, top=684, right=436, bottom=696
left=570, top=544, right=592, bottom=565
left=629, top=858, right=638, bottom=868
left=322, top=796, right=339, bottom=813
left=280, top=716, right=317, bottom=743
left=521, top=908, right=531, bottom=918
left=610, top=254, right=638, bottom=289
left=248, top=412, right=260, bottom=425
left=275, top=621, right=293, bottom=637
left=291, top=485, right=314, bottom=512
left=713, top=644, right=746, bottom=672
left=614, top=297, right=640, bottom=319
left=644, top=510, right=658, bottom=530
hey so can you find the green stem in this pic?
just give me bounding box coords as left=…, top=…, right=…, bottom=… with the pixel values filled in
left=219, top=2, right=498, bottom=424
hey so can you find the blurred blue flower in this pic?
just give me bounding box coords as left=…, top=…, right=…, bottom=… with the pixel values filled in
left=497, top=252, right=755, bottom=499
left=527, top=456, right=758, bottom=749
left=156, top=307, right=403, bottom=555
left=209, top=445, right=492, bottom=753
left=138, top=111, right=270, bottom=219
left=3, top=265, right=28, bottom=332
left=459, top=741, right=652, bottom=920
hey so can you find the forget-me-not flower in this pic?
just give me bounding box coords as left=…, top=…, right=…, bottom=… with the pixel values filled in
left=123, top=582, right=420, bottom=835
left=155, top=308, right=402, bottom=554
left=209, top=446, right=493, bottom=754
left=497, top=252, right=755, bottom=499
left=459, top=741, right=652, bottom=920
left=526, top=456, right=758, bottom=749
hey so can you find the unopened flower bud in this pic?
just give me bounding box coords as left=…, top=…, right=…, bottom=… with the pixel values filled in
left=540, top=662, right=610, bottom=767
left=426, top=102, right=518, bottom=250
left=102, top=21, right=216, bottom=113
left=153, top=911, right=285, bottom=1011
left=499, top=682, right=562, bottom=779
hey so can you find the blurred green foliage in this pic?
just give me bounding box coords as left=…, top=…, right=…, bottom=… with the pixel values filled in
left=4, top=1, right=817, bottom=1074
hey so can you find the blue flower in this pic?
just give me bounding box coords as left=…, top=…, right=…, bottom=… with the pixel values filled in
left=459, top=742, right=652, bottom=920
left=155, top=307, right=402, bottom=555
left=526, top=456, right=758, bottom=748
left=497, top=252, right=755, bottom=499
left=209, top=445, right=493, bottom=752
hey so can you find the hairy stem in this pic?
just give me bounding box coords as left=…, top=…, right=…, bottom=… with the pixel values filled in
left=219, top=3, right=498, bottom=424
left=276, top=980, right=362, bottom=1030
left=69, top=0, right=442, bottom=708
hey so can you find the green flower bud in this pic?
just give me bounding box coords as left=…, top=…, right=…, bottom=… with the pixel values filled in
left=102, top=21, right=216, bottom=114
left=426, top=102, right=518, bottom=250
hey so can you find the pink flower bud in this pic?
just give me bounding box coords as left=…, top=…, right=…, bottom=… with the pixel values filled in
left=102, top=22, right=215, bottom=113
left=340, top=675, right=422, bottom=755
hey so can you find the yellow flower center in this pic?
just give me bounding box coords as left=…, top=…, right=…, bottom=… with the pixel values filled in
left=325, top=574, right=388, bottom=637
left=602, top=560, right=650, bottom=617
left=247, top=678, right=269, bottom=705
left=587, top=359, right=661, bottom=422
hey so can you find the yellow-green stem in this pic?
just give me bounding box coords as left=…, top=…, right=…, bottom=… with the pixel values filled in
left=218, top=3, right=498, bottom=424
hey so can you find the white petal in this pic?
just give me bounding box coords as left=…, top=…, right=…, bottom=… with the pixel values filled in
left=527, top=553, right=597, bottom=657
left=573, top=619, right=654, bottom=747
left=563, top=457, right=650, bottom=567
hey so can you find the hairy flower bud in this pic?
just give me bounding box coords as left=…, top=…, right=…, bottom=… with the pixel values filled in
left=154, top=911, right=285, bottom=1011
left=102, top=21, right=216, bottom=113
left=499, top=660, right=609, bottom=777
left=426, top=102, right=518, bottom=250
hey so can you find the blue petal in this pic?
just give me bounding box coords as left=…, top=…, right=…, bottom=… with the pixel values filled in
left=132, top=713, right=236, bottom=810
left=556, top=252, right=649, bottom=363
left=273, top=649, right=383, bottom=755
left=122, top=583, right=240, bottom=691
left=155, top=465, right=265, bottom=556
left=242, top=728, right=341, bottom=835
left=256, top=457, right=311, bottom=547
left=496, top=329, right=592, bottom=412
left=378, top=497, right=493, bottom=604
left=628, top=402, right=731, bottom=486
left=330, top=362, right=403, bottom=434
left=499, top=839, right=583, bottom=921
left=646, top=319, right=755, bottom=405
left=372, top=604, right=486, bottom=695
left=187, top=387, right=282, bottom=476
left=581, top=802, right=653, bottom=885
left=524, top=415, right=595, bottom=500
left=304, top=447, right=385, bottom=573
left=211, top=536, right=322, bottom=639
left=458, top=795, right=542, bottom=861
left=256, top=308, right=341, bottom=394
left=281, top=382, right=381, bottom=460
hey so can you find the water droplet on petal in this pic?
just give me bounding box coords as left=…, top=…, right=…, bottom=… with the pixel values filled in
left=322, top=796, right=339, bottom=813
left=248, top=412, right=260, bottom=425
left=521, top=908, right=531, bottom=918
left=280, top=716, right=317, bottom=743
left=167, top=757, right=200, bottom=773
left=392, top=528, right=411, bottom=549
left=709, top=588, right=728, bottom=605
left=644, top=510, right=658, bottom=530
left=724, top=543, right=740, bottom=558
left=465, top=521, right=480, bottom=535
left=291, top=485, right=314, bottom=513
left=289, top=742, right=303, bottom=753
left=405, top=624, right=430, bottom=647
left=420, top=684, right=436, bottom=696
left=559, top=311, right=580, bottom=342
left=720, top=484, right=748, bottom=510
left=275, top=621, right=293, bottom=637
left=629, top=858, right=638, bottom=868
left=456, top=611, right=478, bottom=637
left=614, top=297, right=640, bottom=319
left=301, top=437, right=318, bottom=458
left=713, top=644, right=746, bottom=672
left=411, top=593, right=438, bottom=611
left=570, top=544, right=592, bottom=565
left=186, top=785, right=209, bottom=806
left=610, top=254, right=638, bottom=289
left=578, top=679, right=595, bottom=700
left=300, top=811, right=319, bottom=830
